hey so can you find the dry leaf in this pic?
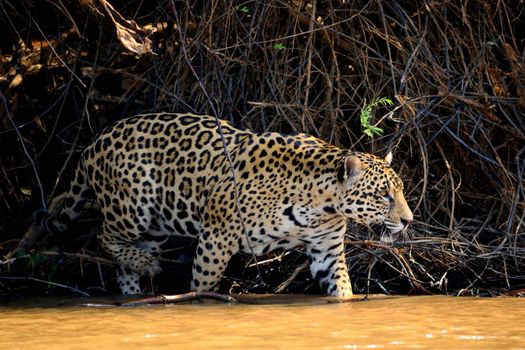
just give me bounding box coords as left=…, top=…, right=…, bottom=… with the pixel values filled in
left=114, top=22, right=154, bottom=55
left=99, top=0, right=155, bottom=56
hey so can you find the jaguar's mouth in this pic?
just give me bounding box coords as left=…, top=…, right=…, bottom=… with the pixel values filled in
left=380, top=219, right=410, bottom=244
left=384, top=220, right=406, bottom=234
left=369, top=219, right=406, bottom=244
left=369, top=224, right=399, bottom=244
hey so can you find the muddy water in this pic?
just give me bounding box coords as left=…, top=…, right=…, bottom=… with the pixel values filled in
left=1, top=295, right=523, bottom=349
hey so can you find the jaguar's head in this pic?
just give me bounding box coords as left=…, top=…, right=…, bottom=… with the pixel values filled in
left=337, top=151, right=413, bottom=242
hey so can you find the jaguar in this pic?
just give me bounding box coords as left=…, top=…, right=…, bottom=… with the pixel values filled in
left=36, top=113, right=413, bottom=296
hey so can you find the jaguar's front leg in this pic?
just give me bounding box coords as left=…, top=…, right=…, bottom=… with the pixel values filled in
left=190, top=227, right=239, bottom=292
left=306, top=239, right=353, bottom=297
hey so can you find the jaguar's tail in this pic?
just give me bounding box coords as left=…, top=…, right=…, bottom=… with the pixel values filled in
left=35, top=160, right=92, bottom=234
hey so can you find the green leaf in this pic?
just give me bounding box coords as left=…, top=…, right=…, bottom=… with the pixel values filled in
left=273, top=43, right=285, bottom=51
left=359, top=96, right=392, bottom=138
left=238, top=6, right=250, bottom=14
left=369, top=125, right=384, bottom=135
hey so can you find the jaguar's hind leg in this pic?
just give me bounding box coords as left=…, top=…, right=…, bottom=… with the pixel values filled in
left=99, top=229, right=162, bottom=295
left=117, top=267, right=141, bottom=295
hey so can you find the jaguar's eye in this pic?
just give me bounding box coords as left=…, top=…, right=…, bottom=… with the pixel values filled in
left=379, top=190, right=391, bottom=201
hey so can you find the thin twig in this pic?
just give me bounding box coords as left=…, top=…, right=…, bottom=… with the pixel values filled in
left=0, top=276, right=90, bottom=297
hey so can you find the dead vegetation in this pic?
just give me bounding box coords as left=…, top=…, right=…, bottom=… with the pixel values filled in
left=0, top=0, right=524, bottom=297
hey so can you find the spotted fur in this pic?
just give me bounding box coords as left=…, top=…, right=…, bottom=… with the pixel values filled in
left=37, top=113, right=413, bottom=296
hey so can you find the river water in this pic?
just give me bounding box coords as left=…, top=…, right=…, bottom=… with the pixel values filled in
left=1, top=295, right=523, bottom=349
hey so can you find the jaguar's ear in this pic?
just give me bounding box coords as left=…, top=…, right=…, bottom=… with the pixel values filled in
left=338, top=155, right=365, bottom=183
left=385, top=151, right=393, bottom=165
